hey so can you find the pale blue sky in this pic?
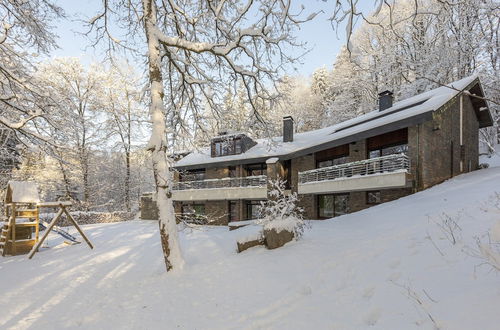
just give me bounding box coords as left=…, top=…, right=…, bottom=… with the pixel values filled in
left=50, top=1, right=374, bottom=77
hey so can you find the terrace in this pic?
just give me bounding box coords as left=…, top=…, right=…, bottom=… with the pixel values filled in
left=298, top=154, right=411, bottom=194
left=172, top=175, right=267, bottom=201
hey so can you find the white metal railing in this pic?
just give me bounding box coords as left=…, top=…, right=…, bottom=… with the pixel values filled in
left=299, top=154, right=410, bottom=184
left=173, top=175, right=267, bottom=191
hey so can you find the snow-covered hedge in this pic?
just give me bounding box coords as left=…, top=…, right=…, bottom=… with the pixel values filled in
left=40, top=211, right=135, bottom=226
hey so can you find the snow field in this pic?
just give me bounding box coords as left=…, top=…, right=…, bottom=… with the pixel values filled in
left=1, top=165, right=499, bottom=329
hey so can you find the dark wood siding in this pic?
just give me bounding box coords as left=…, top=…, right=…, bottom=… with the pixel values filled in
left=315, top=144, right=349, bottom=162
left=367, top=128, right=408, bottom=151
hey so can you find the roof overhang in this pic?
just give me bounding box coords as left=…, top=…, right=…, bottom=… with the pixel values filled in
left=466, top=79, right=493, bottom=128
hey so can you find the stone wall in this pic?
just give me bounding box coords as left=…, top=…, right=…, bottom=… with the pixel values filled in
left=140, top=194, right=158, bottom=220
left=291, top=154, right=316, bottom=219
left=418, top=94, right=479, bottom=189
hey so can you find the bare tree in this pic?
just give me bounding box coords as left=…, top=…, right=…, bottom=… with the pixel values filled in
left=99, top=63, right=146, bottom=212
left=0, top=0, right=63, bottom=140
left=87, top=0, right=311, bottom=270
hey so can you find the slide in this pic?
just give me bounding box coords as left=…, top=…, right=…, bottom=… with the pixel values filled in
left=39, top=222, right=80, bottom=243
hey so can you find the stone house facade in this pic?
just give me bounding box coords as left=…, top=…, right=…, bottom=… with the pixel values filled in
left=149, top=76, right=493, bottom=224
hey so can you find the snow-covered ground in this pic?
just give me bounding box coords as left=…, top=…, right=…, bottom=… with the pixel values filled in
left=1, top=164, right=500, bottom=329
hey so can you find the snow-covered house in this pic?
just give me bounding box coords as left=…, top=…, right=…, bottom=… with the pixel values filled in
left=172, top=75, right=493, bottom=223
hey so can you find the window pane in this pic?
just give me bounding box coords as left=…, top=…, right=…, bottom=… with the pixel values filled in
left=332, top=156, right=349, bottom=166
left=235, top=139, right=242, bottom=154
left=334, top=194, right=349, bottom=216
left=382, top=144, right=408, bottom=156
left=369, top=150, right=381, bottom=158
left=229, top=201, right=238, bottom=222
left=319, top=195, right=334, bottom=218
left=318, top=160, right=333, bottom=168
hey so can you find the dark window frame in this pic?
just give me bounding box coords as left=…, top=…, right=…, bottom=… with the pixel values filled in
left=213, top=137, right=243, bottom=157
left=317, top=194, right=350, bottom=219
left=180, top=169, right=206, bottom=182
left=246, top=200, right=263, bottom=220
left=245, top=163, right=267, bottom=177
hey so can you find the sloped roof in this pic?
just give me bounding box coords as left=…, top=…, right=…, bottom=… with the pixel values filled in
left=4, top=181, right=40, bottom=203
left=176, top=75, right=492, bottom=170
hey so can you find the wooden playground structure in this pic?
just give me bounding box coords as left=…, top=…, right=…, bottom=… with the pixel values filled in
left=0, top=181, right=93, bottom=258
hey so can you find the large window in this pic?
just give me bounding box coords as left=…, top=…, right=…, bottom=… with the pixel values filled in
left=245, top=163, right=267, bottom=176
left=369, top=144, right=408, bottom=159
left=318, top=194, right=349, bottom=219
left=181, top=203, right=206, bottom=223
left=180, top=169, right=205, bottom=181
left=367, top=128, right=408, bottom=159
left=246, top=200, right=263, bottom=220
left=316, top=144, right=349, bottom=169
left=317, top=156, right=349, bottom=168
left=213, top=138, right=243, bottom=157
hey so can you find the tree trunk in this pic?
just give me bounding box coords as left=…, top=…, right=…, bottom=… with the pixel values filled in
left=125, top=150, right=131, bottom=212
left=142, top=0, right=184, bottom=271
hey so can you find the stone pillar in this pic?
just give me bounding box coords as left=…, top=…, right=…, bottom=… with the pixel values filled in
left=291, top=154, right=316, bottom=219
left=349, top=140, right=367, bottom=161
left=348, top=140, right=367, bottom=212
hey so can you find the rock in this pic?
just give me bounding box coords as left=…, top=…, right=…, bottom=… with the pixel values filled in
left=264, top=228, right=294, bottom=249
left=237, top=238, right=264, bottom=253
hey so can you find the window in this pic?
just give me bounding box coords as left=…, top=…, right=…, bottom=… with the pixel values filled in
left=229, top=201, right=239, bottom=222
left=245, top=163, right=266, bottom=176
left=317, top=156, right=349, bottom=168
left=318, top=194, right=350, bottom=218
left=213, top=138, right=243, bottom=157
left=318, top=195, right=334, bottom=218
left=367, top=191, right=381, bottom=204
left=246, top=200, right=263, bottom=220
left=181, top=203, right=206, bottom=223
left=367, top=128, right=408, bottom=159
left=315, top=144, right=349, bottom=169
left=180, top=169, right=205, bottom=181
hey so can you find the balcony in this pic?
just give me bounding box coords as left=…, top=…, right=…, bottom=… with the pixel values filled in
left=298, top=154, right=411, bottom=194
left=172, top=175, right=267, bottom=201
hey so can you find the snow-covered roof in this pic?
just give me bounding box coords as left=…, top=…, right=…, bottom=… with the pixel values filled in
left=176, top=75, right=491, bottom=169
left=5, top=181, right=40, bottom=203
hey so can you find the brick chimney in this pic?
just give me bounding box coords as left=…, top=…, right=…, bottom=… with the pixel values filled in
left=283, top=116, right=294, bottom=142
left=378, top=90, right=394, bottom=111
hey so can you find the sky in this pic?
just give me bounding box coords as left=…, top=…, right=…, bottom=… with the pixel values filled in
left=50, top=1, right=374, bottom=77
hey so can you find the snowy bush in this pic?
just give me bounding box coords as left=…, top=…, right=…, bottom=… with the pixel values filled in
left=257, top=179, right=306, bottom=239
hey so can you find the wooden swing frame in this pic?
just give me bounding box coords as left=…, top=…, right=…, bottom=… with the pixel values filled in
left=28, top=201, right=93, bottom=259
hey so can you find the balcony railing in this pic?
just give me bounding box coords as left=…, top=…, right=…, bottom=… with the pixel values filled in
left=299, top=154, right=410, bottom=185
left=173, top=175, right=267, bottom=191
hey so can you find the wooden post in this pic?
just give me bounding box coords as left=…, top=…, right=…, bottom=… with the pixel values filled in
left=62, top=206, right=93, bottom=249
left=28, top=208, right=64, bottom=259
left=35, top=206, right=40, bottom=245
left=11, top=203, right=16, bottom=256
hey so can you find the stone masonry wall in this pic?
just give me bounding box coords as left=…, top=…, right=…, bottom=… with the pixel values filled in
left=291, top=154, right=316, bottom=219
left=419, top=94, right=479, bottom=189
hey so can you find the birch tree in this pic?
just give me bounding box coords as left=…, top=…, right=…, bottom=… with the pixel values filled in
left=87, top=0, right=310, bottom=270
